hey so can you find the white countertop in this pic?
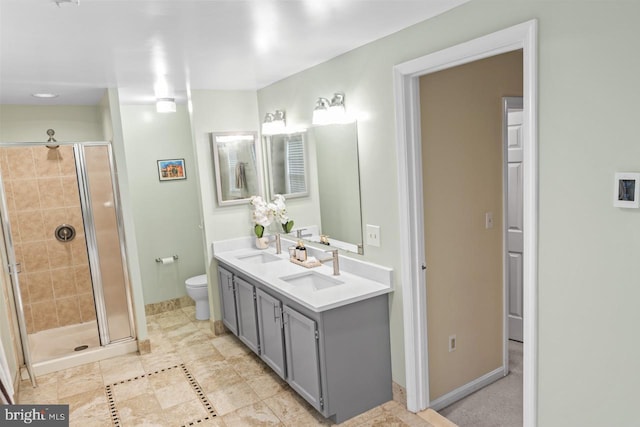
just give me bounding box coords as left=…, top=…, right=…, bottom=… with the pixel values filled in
left=212, top=237, right=393, bottom=312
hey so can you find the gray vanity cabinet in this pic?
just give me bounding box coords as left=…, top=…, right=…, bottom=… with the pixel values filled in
left=283, top=305, right=322, bottom=411
left=217, top=267, right=237, bottom=335
left=216, top=263, right=392, bottom=424
left=235, top=277, right=260, bottom=354
left=256, top=288, right=286, bottom=379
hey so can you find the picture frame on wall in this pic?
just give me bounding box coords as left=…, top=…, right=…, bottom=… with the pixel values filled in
left=613, top=172, right=639, bottom=208
left=157, top=158, right=186, bottom=181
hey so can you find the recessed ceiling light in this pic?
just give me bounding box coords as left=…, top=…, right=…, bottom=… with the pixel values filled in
left=31, top=93, right=59, bottom=99
left=52, top=0, right=80, bottom=6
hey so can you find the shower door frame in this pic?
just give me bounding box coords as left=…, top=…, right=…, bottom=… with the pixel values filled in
left=0, top=141, right=136, bottom=381
left=0, top=167, right=36, bottom=386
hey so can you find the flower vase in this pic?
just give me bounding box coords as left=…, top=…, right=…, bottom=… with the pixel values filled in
left=255, top=236, right=270, bottom=249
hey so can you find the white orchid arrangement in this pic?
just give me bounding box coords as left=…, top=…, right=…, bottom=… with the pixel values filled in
left=250, top=194, right=294, bottom=238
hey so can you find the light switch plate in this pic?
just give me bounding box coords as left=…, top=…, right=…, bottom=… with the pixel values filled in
left=485, top=212, right=494, bottom=229
left=366, top=224, right=381, bottom=247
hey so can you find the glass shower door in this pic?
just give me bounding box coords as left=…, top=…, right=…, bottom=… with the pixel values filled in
left=76, top=144, right=134, bottom=344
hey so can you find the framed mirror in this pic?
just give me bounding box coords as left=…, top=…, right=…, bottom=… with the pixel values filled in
left=265, top=131, right=308, bottom=199
left=211, top=132, right=263, bottom=206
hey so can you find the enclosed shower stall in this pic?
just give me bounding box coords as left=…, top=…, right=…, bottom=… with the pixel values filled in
left=0, top=141, right=136, bottom=381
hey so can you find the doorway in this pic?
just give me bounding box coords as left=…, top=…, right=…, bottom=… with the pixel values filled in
left=393, top=20, right=538, bottom=427
left=0, top=142, right=136, bottom=381
left=419, top=49, right=522, bottom=404
left=504, top=96, right=524, bottom=344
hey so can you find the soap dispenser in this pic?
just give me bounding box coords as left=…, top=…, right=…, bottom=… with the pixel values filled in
left=295, top=240, right=302, bottom=260
left=296, top=240, right=307, bottom=262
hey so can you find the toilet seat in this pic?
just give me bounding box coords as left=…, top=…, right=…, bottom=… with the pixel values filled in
left=186, top=274, right=207, bottom=288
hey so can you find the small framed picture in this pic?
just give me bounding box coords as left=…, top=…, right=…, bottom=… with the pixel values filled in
left=613, top=172, right=639, bottom=208
left=157, top=158, right=186, bottom=181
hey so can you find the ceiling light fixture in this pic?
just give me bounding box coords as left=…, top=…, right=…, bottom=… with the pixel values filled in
left=31, top=93, right=59, bottom=99
left=262, top=109, right=286, bottom=135
left=156, top=98, right=176, bottom=113
left=52, top=0, right=80, bottom=7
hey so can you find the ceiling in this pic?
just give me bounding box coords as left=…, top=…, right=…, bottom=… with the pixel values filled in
left=0, top=0, right=468, bottom=106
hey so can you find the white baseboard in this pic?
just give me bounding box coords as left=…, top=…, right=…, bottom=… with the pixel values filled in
left=429, top=366, right=505, bottom=411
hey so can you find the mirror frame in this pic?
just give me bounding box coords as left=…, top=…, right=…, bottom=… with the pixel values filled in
left=211, top=131, right=263, bottom=206
left=265, top=131, right=309, bottom=200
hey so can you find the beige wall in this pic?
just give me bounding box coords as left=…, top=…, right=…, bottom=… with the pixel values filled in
left=420, top=50, right=523, bottom=399
left=0, top=145, right=95, bottom=333
left=0, top=106, right=104, bottom=334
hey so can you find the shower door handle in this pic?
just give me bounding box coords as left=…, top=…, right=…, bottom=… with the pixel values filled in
left=7, top=263, right=21, bottom=274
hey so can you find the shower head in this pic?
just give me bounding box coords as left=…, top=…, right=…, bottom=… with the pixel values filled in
left=46, top=128, right=59, bottom=149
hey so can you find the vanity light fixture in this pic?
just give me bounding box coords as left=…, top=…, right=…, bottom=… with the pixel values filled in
left=156, top=97, right=176, bottom=113
left=312, top=97, right=331, bottom=125
left=329, top=93, right=346, bottom=119
left=312, top=93, right=347, bottom=125
left=262, top=109, right=286, bottom=135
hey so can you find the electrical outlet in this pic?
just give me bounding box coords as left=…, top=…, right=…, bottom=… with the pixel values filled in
left=366, top=224, right=381, bottom=247
left=448, top=334, right=457, bottom=352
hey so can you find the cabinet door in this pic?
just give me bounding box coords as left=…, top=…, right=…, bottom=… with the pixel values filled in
left=235, top=277, right=260, bottom=354
left=218, top=267, right=237, bottom=335
left=283, top=306, right=323, bottom=411
left=256, top=289, right=286, bottom=379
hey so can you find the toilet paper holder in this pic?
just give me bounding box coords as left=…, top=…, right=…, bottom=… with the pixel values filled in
left=155, top=255, right=179, bottom=263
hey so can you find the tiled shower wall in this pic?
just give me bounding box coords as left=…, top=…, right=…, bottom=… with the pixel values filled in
left=0, top=145, right=96, bottom=333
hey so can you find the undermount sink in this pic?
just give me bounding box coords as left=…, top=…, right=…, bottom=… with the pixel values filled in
left=280, top=271, right=344, bottom=291
left=236, top=252, right=282, bottom=264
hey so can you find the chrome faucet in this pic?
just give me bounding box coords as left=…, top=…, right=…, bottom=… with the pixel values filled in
left=296, top=228, right=312, bottom=239
left=319, top=249, right=340, bottom=275
left=269, top=234, right=281, bottom=254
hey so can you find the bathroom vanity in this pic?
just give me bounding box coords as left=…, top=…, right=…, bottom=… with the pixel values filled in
left=213, top=237, right=393, bottom=423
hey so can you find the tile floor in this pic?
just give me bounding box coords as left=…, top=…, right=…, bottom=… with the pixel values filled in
left=18, top=306, right=436, bottom=427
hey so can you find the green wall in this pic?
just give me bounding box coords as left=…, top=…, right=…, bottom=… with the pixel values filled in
left=0, top=105, right=103, bottom=142
left=120, top=104, right=206, bottom=304
left=189, top=90, right=262, bottom=321
left=256, top=1, right=640, bottom=425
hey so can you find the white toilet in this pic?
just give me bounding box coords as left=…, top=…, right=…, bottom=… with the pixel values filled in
left=185, top=274, right=210, bottom=320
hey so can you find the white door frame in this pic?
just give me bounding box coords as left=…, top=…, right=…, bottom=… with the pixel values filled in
left=393, top=20, right=538, bottom=426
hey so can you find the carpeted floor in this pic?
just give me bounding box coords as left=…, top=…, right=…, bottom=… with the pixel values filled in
left=438, top=340, right=523, bottom=427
